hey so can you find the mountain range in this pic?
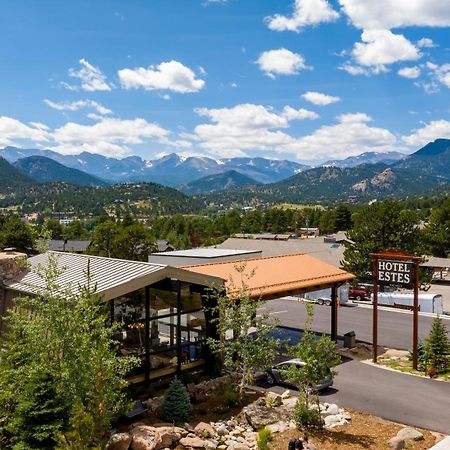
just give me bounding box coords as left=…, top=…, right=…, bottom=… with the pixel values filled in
left=0, top=147, right=308, bottom=186
left=322, top=151, right=405, bottom=168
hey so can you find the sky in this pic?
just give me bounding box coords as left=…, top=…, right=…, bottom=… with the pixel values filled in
left=0, top=0, right=449, bottom=165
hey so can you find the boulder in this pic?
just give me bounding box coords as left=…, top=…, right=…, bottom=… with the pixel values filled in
left=266, top=420, right=290, bottom=433
left=179, top=436, right=210, bottom=448
left=396, top=427, right=424, bottom=442
left=388, top=436, right=405, bottom=450
left=324, top=414, right=345, bottom=429
left=242, top=403, right=290, bottom=430
left=155, top=426, right=184, bottom=447
left=130, top=426, right=162, bottom=450
left=216, top=423, right=228, bottom=436
left=194, top=422, right=217, bottom=438
left=105, top=433, right=132, bottom=450
left=281, top=390, right=291, bottom=399
left=265, top=392, right=282, bottom=407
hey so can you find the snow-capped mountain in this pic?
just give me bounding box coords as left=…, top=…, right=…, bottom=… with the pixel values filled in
left=322, top=151, right=406, bottom=168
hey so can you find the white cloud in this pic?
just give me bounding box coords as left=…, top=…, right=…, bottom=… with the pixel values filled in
left=118, top=60, right=205, bottom=93
left=282, top=106, right=319, bottom=120
left=427, top=63, right=450, bottom=88
left=52, top=117, right=170, bottom=156
left=302, top=91, right=340, bottom=105
left=265, top=0, right=339, bottom=32
left=398, top=66, right=421, bottom=79
left=339, top=62, right=371, bottom=76
left=417, top=38, right=436, bottom=48
left=68, top=59, right=113, bottom=92
left=256, top=48, right=308, bottom=78
left=352, top=29, right=420, bottom=67
left=338, top=0, right=450, bottom=30
left=402, top=120, right=450, bottom=147
left=284, top=113, right=397, bottom=160
left=188, top=103, right=397, bottom=161
left=337, top=112, right=372, bottom=123
left=44, top=99, right=112, bottom=115
left=0, top=116, right=50, bottom=146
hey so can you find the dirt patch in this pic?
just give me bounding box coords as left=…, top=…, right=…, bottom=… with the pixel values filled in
left=269, top=409, right=439, bottom=450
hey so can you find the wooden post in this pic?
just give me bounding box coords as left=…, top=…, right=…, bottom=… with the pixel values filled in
left=372, top=257, right=378, bottom=363
left=331, top=284, right=338, bottom=341
left=144, top=286, right=150, bottom=383
left=413, top=261, right=419, bottom=370
left=176, top=281, right=182, bottom=378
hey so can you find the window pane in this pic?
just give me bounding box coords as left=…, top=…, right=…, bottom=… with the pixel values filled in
left=149, top=316, right=177, bottom=351
left=151, top=288, right=177, bottom=317
left=113, top=288, right=145, bottom=324
left=180, top=283, right=203, bottom=312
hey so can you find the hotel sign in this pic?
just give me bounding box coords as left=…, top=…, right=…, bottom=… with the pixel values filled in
left=377, top=259, right=413, bottom=288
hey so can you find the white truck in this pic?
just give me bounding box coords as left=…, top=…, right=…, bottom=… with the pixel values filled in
left=376, top=292, right=443, bottom=314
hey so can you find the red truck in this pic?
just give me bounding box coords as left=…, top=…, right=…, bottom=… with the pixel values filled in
left=349, top=285, right=371, bottom=301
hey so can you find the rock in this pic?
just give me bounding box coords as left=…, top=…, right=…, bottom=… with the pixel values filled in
left=130, top=425, right=162, bottom=450
left=324, top=414, right=345, bottom=429
left=216, top=423, right=228, bottom=436
left=179, top=436, right=210, bottom=448
left=326, top=404, right=340, bottom=415
left=228, top=444, right=250, bottom=450
left=105, top=433, right=132, bottom=450
left=306, top=443, right=316, bottom=450
left=265, top=392, right=282, bottom=407
left=242, top=403, right=290, bottom=430
left=396, top=427, right=424, bottom=442
left=195, top=422, right=217, bottom=438
left=266, top=420, right=290, bottom=433
left=388, top=437, right=405, bottom=450
left=282, top=397, right=297, bottom=410
left=281, top=390, right=291, bottom=399
left=155, top=426, right=184, bottom=447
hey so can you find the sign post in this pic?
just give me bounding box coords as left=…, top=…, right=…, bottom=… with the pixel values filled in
left=370, top=251, right=421, bottom=369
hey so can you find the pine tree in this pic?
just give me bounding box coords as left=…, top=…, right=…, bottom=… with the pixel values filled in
left=159, top=380, right=192, bottom=425
left=424, top=316, right=450, bottom=373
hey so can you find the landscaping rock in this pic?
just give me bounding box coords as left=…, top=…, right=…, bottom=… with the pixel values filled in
left=396, top=427, right=424, bottom=442
left=155, top=426, right=184, bottom=447
left=281, top=390, right=291, bottom=399
left=179, top=436, right=210, bottom=448
left=266, top=420, right=290, bottom=433
left=242, top=403, right=290, bottom=430
left=194, top=422, right=217, bottom=438
left=324, top=414, right=346, bottom=429
left=265, top=392, right=283, bottom=407
left=216, top=424, right=228, bottom=436
left=130, top=425, right=162, bottom=450
left=388, top=436, right=405, bottom=450
left=105, top=433, right=132, bottom=450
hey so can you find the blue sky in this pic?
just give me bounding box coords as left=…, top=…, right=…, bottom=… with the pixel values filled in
left=0, top=0, right=449, bottom=164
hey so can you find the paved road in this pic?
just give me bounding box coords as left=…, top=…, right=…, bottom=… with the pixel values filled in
left=264, top=297, right=450, bottom=350
left=266, top=358, right=450, bottom=434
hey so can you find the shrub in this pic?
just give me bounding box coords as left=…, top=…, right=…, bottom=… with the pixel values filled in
left=257, top=427, right=272, bottom=450
left=424, top=316, right=450, bottom=373
left=216, top=384, right=239, bottom=408
left=159, top=380, right=192, bottom=425
left=293, top=398, right=323, bottom=430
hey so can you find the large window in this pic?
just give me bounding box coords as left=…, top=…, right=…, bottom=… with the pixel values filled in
left=112, top=281, right=207, bottom=380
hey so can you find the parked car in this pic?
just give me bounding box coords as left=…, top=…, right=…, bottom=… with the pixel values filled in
left=265, top=358, right=333, bottom=391
left=349, top=285, right=371, bottom=301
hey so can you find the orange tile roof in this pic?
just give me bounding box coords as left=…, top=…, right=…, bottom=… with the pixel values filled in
left=182, top=253, right=355, bottom=298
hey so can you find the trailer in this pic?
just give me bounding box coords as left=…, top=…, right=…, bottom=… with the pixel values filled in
left=376, top=292, right=443, bottom=314
left=303, top=284, right=350, bottom=306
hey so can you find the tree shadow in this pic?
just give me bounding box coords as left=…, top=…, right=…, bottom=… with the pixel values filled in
left=309, top=428, right=376, bottom=447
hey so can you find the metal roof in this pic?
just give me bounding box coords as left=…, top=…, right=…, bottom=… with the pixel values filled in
left=41, top=240, right=92, bottom=252
left=213, top=237, right=345, bottom=268
left=421, top=256, right=450, bottom=269
left=5, top=251, right=221, bottom=301
left=150, top=248, right=261, bottom=258
left=182, top=253, right=355, bottom=299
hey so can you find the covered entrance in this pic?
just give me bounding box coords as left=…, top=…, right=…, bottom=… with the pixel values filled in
left=182, top=253, right=355, bottom=341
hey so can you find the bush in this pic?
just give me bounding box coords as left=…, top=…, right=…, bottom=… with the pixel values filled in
left=293, top=398, right=323, bottom=430
left=216, top=384, right=239, bottom=408
left=424, top=316, right=450, bottom=373
left=159, top=380, right=192, bottom=425
left=257, top=427, right=272, bottom=450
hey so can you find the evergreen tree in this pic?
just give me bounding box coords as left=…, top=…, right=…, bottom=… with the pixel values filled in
left=333, top=205, right=353, bottom=231
left=423, top=198, right=450, bottom=257
left=424, top=316, right=450, bottom=373
left=159, top=380, right=192, bottom=425
left=343, top=200, right=420, bottom=278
